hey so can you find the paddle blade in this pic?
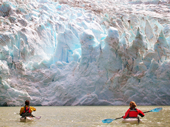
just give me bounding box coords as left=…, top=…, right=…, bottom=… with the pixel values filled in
left=150, top=107, right=162, bottom=112
left=34, top=116, right=41, bottom=119
left=102, top=119, right=114, bottom=123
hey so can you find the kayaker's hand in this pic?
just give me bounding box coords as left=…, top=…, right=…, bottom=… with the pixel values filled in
left=31, top=109, right=36, bottom=112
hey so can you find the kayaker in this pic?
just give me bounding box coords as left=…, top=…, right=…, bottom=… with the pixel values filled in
left=20, top=100, right=36, bottom=118
left=122, top=101, right=145, bottom=122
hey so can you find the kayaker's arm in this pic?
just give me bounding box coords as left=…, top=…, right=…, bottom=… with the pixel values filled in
left=20, top=107, right=24, bottom=115
left=138, top=109, right=145, bottom=117
left=30, top=106, right=36, bottom=112
left=122, top=109, right=130, bottom=119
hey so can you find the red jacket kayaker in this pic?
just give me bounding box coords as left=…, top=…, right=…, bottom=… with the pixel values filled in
left=123, top=101, right=145, bottom=119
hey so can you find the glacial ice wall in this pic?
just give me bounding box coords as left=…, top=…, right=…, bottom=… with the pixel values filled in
left=0, top=0, right=170, bottom=106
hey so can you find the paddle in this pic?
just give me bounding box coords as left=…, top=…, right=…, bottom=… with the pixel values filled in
left=143, top=107, right=162, bottom=113
left=102, top=117, right=122, bottom=123
left=102, top=107, right=162, bottom=123
left=33, top=116, right=41, bottom=119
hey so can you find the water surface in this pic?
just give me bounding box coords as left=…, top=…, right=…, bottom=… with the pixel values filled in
left=0, top=106, right=169, bottom=127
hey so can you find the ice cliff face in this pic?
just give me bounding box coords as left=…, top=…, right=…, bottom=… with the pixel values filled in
left=0, top=0, right=170, bottom=106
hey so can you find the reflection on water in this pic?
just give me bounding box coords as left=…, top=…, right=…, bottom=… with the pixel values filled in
left=0, top=106, right=169, bottom=127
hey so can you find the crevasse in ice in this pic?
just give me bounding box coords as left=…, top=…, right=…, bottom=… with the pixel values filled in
left=0, top=0, right=170, bottom=106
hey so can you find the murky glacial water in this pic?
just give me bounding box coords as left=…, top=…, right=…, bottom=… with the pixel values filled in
left=0, top=106, right=169, bottom=127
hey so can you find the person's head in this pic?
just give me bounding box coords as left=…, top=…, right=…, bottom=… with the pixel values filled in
left=129, top=101, right=137, bottom=108
left=25, top=100, right=30, bottom=106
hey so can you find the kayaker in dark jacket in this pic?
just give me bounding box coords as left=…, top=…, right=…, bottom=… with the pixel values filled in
left=123, top=101, right=145, bottom=119
left=20, top=100, right=36, bottom=118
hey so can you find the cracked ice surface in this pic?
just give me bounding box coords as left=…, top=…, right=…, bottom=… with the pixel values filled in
left=0, top=0, right=170, bottom=106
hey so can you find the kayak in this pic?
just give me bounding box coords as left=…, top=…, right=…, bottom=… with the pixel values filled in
left=20, top=117, right=34, bottom=122
left=122, top=118, right=143, bottom=124
left=102, top=108, right=162, bottom=124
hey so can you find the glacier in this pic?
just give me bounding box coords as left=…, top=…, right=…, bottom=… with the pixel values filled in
left=0, top=0, right=170, bottom=106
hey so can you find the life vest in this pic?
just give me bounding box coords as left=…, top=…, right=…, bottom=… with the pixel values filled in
left=23, top=106, right=31, bottom=113
left=128, top=108, right=139, bottom=117
left=123, top=108, right=145, bottom=119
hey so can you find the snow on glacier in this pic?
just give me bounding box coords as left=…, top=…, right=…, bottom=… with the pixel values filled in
left=0, top=0, right=170, bottom=106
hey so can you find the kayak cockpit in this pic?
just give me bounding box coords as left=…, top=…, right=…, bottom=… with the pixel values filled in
left=20, top=116, right=34, bottom=122
left=122, top=118, right=143, bottom=124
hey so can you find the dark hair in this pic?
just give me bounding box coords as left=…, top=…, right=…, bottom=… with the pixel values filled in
left=25, top=100, right=30, bottom=106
